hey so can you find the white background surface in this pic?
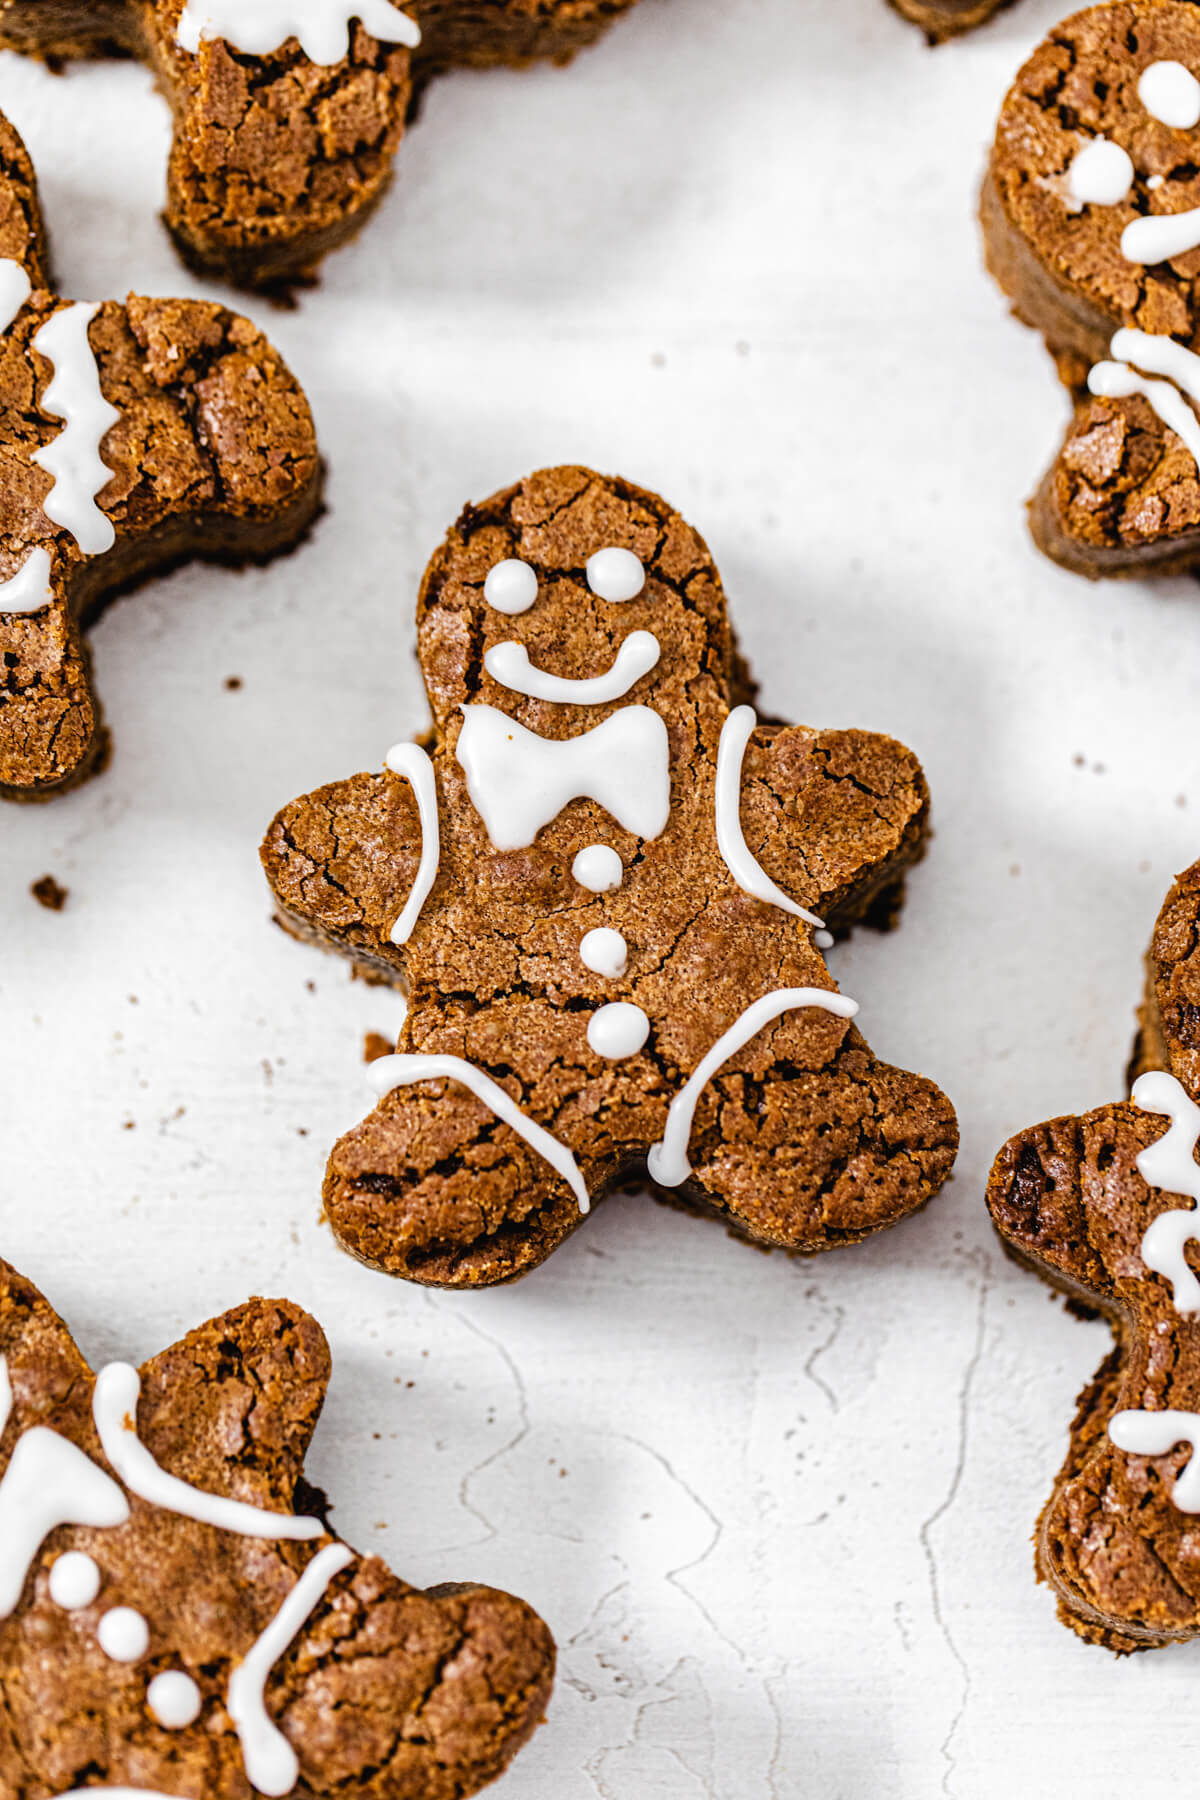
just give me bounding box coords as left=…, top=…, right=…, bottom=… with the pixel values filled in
left=1, top=0, right=1197, bottom=1793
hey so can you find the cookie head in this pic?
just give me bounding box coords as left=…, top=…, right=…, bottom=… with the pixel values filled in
left=984, top=2, right=1200, bottom=575
left=0, top=1261, right=555, bottom=1794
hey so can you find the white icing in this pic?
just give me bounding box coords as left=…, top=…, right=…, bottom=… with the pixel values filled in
left=49, top=1551, right=101, bottom=1610
left=1088, top=358, right=1200, bottom=469
left=1139, top=60, right=1200, bottom=130
left=368, top=1052, right=591, bottom=1213
left=1132, top=1070, right=1200, bottom=1313
left=814, top=929, right=834, bottom=950
left=176, top=0, right=419, bottom=62
left=383, top=741, right=439, bottom=947
left=483, top=558, right=538, bottom=615
left=0, top=1355, right=11, bottom=1435
left=1067, top=137, right=1134, bottom=206
left=0, top=259, right=30, bottom=333
left=0, top=1425, right=129, bottom=1617
left=98, top=1605, right=149, bottom=1663
left=646, top=987, right=860, bottom=1187
left=573, top=845, right=623, bottom=892
left=587, top=1002, right=649, bottom=1059
left=715, top=706, right=825, bottom=929
left=484, top=630, right=660, bottom=705
left=92, top=1363, right=324, bottom=1542
left=0, top=546, right=54, bottom=614
left=586, top=547, right=645, bottom=603
left=1121, top=206, right=1200, bottom=266
left=456, top=703, right=670, bottom=851
left=148, top=1669, right=203, bottom=1729
left=227, top=1542, right=354, bottom=1797
left=31, top=303, right=119, bottom=555
left=580, top=927, right=627, bottom=978
left=1109, top=1409, right=1200, bottom=1510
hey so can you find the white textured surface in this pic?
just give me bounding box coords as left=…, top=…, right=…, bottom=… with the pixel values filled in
left=1, top=0, right=1198, bottom=1793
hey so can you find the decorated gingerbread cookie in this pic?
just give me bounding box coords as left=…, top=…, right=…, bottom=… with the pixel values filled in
left=988, top=857, right=1200, bottom=1651
left=0, top=109, right=319, bottom=802
left=982, top=2, right=1200, bottom=578
left=0, top=0, right=640, bottom=291
left=261, top=466, right=958, bottom=1288
left=891, top=0, right=1014, bottom=42
left=0, top=1256, right=554, bottom=1793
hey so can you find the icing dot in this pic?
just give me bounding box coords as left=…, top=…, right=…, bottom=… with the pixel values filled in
left=586, top=547, right=645, bottom=603
left=587, top=1002, right=649, bottom=1059
left=1067, top=137, right=1134, bottom=206
left=580, top=928, right=628, bottom=978
left=1139, top=61, right=1200, bottom=130
left=148, top=1668, right=203, bottom=1729
left=814, top=928, right=834, bottom=951
left=573, top=845, right=623, bottom=892
left=483, top=558, right=537, bottom=615
left=49, top=1551, right=100, bottom=1610
left=98, top=1606, right=149, bottom=1663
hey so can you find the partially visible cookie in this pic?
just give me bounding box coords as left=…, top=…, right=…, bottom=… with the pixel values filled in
left=0, top=0, right=641, bottom=291
left=988, top=858, right=1200, bottom=1651
left=0, top=107, right=320, bottom=802
left=983, top=2, right=1200, bottom=578
left=0, top=1257, right=555, bottom=1793
left=890, top=0, right=1015, bottom=42
left=262, top=465, right=958, bottom=1289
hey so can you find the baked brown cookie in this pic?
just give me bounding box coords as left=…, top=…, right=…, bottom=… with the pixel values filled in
left=0, top=108, right=320, bottom=803
left=0, top=0, right=640, bottom=292
left=261, top=465, right=958, bottom=1289
left=890, top=0, right=1015, bottom=42
left=981, top=2, right=1200, bottom=578
left=988, top=857, right=1200, bottom=1652
left=0, top=1256, right=555, bottom=1793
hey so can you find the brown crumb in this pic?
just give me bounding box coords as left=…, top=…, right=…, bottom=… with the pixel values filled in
left=363, top=1031, right=394, bottom=1064
left=31, top=875, right=67, bottom=911
left=224, top=675, right=243, bottom=691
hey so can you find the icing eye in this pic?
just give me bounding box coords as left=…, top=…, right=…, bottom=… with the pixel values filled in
left=586, top=547, right=645, bottom=603
left=49, top=1550, right=100, bottom=1610
left=148, top=1668, right=203, bottom=1728
left=1139, top=61, right=1200, bottom=130
left=483, top=558, right=538, bottom=615
left=1067, top=137, right=1133, bottom=207
left=98, top=1605, right=149, bottom=1663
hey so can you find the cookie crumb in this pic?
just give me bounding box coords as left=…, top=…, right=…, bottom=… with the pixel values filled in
left=363, top=1031, right=393, bottom=1064
left=31, top=874, right=68, bottom=911
left=224, top=675, right=243, bottom=690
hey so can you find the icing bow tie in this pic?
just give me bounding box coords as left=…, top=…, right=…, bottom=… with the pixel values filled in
left=456, top=703, right=671, bottom=851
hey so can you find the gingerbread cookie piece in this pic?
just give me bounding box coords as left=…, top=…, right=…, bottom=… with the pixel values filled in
left=0, top=1257, right=554, bottom=1793
left=0, top=0, right=640, bottom=292
left=0, top=109, right=319, bottom=802
left=261, top=466, right=958, bottom=1289
left=890, top=0, right=1015, bottom=43
left=981, top=2, right=1200, bottom=578
left=988, top=857, right=1200, bottom=1651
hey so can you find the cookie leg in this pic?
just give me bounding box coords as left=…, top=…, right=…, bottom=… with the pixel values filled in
left=675, top=1030, right=958, bottom=1252
left=325, top=1077, right=588, bottom=1288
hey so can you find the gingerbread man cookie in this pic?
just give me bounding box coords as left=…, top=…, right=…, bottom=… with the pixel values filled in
left=982, top=2, right=1200, bottom=579
left=0, top=109, right=320, bottom=802
left=262, top=466, right=959, bottom=1288
left=0, top=0, right=640, bottom=291
left=0, top=1256, right=555, bottom=1794
left=988, top=857, right=1200, bottom=1651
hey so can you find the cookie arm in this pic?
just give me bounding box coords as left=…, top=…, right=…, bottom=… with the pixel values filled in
left=987, top=1110, right=1121, bottom=1302
left=1143, top=859, right=1200, bottom=1097
left=260, top=769, right=428, bottom=982
left=738, top=724, right=930, bottom=929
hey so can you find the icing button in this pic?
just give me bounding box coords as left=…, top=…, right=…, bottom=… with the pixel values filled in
left=98, top=1605, right=150, bottom=1663
left=148, top=1667, right=203, bottom=1728
left=573, top=845, right=623, bottom=893
left=48, top=1550, right=101, bottom=1610
left=587, top=1002, right=649, bottom=1059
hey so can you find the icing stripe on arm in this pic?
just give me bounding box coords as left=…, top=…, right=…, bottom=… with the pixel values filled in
left=1133, top=1070, right=1200, bottom=1313
left=647, top=987, right=859, bottom=1188
left=176, top=0, right=420, bottom=62
left=92, top=1362, right=324, bottom=1539
left=0, top=547, right=54, bottom=614
left=1109, top=1408, right=1200, bottom=1511
left=368, top=1052, right=591, bottom=1213
left=715, top=707, right=825, bottom=928
left=31, top=302, right=119, bottom=555
left=383, top=741, right=440, bottom=946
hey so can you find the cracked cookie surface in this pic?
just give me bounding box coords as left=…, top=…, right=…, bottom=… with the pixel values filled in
left=262, top=465, right=958, bottom=1289
left=0, top=1256, right=554, bottom=1796
left=988, top=857, right=1200, bottom=1651
left=0, top=0, right=641, bottom=290
left=983, top=2, right=1200, bottom=577
left=0, top=106, right=320, bottom=803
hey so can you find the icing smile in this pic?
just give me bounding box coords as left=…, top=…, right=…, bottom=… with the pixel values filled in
left=484, top=629, right=660, bottom=704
